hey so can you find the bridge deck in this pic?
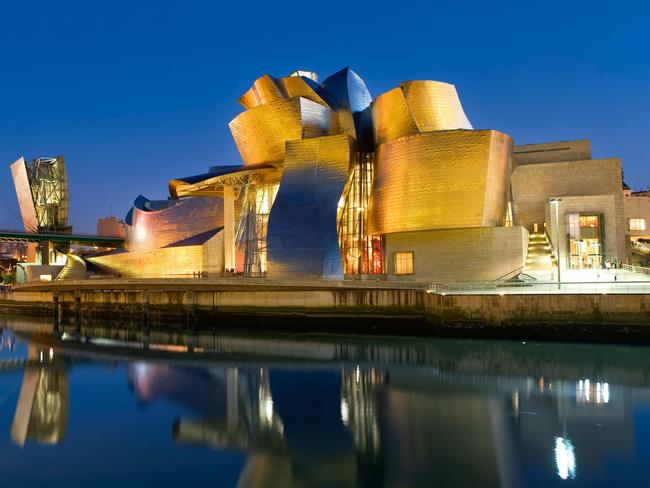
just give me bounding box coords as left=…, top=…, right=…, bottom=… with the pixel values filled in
left=0, top=230, right=123, bottom=246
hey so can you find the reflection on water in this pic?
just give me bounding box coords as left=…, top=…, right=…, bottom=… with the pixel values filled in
left=11, top=344, right=67, bottom=446
left=1, top=315, right=650, bottom=486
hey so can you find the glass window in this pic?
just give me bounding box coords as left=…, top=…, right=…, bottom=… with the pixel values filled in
left=629, top=218, right=646, bottom=231
left=579, top=216, right=599, bottom=228
left=566, top=213, right=580, bottom=239
left=395, top=252, right=414, bottom=275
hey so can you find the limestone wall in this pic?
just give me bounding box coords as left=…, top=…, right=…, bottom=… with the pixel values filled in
left=544, top=194, right=626, bottom=264
left=4, top=283, right=650, bottom=333
left=624, top=194, right=650, bottom=239
left=425, top=292, right=650, bottom=327
left=513, top=140, right=591, bottom=165
left=511, top=158, right=622, bottom=232
left=384, top=226, right=528, bottom=282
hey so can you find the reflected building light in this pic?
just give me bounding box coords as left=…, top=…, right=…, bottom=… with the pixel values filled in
left=341, top=398, right=349, bottom=425
left=356, top=365, right=360, bottom=384
left=576, top=378, right=609, bottom=405
left=39, top=350, right=43, bottom=363
left=264, top=398, right=274, bottom=424
left=512, top=389, right=520, bottom=418
left=256, top=373, right=283, bottom=434
left=555, top=436, right=577, bottom=480
left=49, top=348, right=54, bottom=360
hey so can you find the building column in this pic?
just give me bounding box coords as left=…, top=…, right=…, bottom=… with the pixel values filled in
left=223, top=185, right=236, bottom=271
left=40, top=241, right=51, bottom=265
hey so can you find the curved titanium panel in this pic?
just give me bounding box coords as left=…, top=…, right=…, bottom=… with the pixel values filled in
left=237, top=74, right=284, bottom=109
left=367, top=130, right=512, bottom=235
left=371, top=87, right=419, bottom=146
left=320, top=67, right=374, bottom=151
left=229, top=97, right=339, bottom=165
left=371, top=81, right=473, bottom=145
left=266, top=134, right=354, bottom=279
left=127, top=196, right=223, bottom=253
left=320, top=67, right=372, bottom=113
left=10, top=157, right=38, bottom=232
left=400, top=80, right=472, bottom=132
left=278, top=76, right=330, bottom=108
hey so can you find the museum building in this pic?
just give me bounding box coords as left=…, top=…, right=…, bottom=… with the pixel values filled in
left=82, top=68, right=650, bottom=282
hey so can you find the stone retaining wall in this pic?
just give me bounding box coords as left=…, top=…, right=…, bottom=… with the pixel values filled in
left=2, top=284, right=650, bottom=340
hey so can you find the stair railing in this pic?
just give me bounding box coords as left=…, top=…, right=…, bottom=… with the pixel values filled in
left=543, top=230, right=559, bottom=267
left=489, top=265, right=526, bottom=283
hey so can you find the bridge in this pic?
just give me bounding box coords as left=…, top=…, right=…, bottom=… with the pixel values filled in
left=0, top=229, right=123, bottom=247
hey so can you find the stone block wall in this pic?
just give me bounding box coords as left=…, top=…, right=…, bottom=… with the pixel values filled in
left=384, top=226, right=528, bottom=282
left=513, top=140, right=591, bottom=165
left=545, top=194, right=626, bottom=265
left=511, top=158, right=623, bottom=232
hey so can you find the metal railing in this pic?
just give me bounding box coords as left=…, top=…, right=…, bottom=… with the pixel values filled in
left=428, top=279, right=650, bottom=295
left=622, top=264, right=650, bottom=275
left=488, top=266, right=526, bottom=283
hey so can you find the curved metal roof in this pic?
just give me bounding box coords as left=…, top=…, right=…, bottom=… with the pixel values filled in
left=168, top=162, right=281, bottom=199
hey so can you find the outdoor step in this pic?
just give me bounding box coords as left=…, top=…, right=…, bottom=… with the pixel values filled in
left=525, top=232, right=556, bottom=275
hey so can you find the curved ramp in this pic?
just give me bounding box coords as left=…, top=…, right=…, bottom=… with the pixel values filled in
left=57, top=254, right=87, bottom=280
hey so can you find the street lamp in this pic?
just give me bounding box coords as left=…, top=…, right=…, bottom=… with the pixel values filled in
left=549, top=198, right=564, bottom=290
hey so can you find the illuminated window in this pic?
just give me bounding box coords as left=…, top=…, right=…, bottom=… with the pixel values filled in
left=579, top=216, right=599, bottom=228
left=629, top=218, right=646, bottom=231
left=395, top=252, right=414, bottom=275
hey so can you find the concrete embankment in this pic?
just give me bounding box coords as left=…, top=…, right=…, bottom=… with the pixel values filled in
left=1, top=278, right=650, bottom=341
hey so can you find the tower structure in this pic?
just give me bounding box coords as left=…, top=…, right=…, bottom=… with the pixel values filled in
left=11, top=155, right=71, bottom=234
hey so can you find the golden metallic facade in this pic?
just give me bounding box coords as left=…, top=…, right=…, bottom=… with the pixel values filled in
left=105, top=68, right=517, bottom=280
left=371, top=81, right=472, bottom=146
left=370, top=87, right=419, bottom=146
left=237, top=74, right=285, bottom=109
left=277, top=76, right=330, bottom=108
left=400, top=81, right=472, bottom=132
left=229, top=97, right=339, bottom=165
left=228, top=68, right=374, bottom=278
left=368, top=130, right=513, bottom=235
left=238, top=73, right=329, bottom=110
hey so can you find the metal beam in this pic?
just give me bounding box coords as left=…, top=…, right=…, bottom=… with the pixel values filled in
left=0, top=230, right=123, bottom=247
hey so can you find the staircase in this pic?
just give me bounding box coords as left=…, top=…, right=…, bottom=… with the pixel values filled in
left=525, top=232, right=557, bottom=279
left=57, top=254, right=87, bottom=280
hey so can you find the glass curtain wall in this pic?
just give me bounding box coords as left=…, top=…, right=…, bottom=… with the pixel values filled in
left=566, top=213, right=604, bottom=269
left=337, top=153, right=384, bottom=276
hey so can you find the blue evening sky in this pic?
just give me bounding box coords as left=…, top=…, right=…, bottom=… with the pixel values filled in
left=1, top=0, right=649, bottom=232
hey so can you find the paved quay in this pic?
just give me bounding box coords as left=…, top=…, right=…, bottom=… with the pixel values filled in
left=1, top=277, right=650, bottom=342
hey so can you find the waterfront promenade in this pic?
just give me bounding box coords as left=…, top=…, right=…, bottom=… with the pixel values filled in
left=1, top=275, right=650, bottom=341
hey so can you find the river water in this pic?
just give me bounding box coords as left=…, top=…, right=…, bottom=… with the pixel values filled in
left=1, top=314, right=649, bottom=487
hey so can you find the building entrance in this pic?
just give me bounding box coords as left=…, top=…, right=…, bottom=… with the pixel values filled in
left=567, top=214, right=604, bottom=269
